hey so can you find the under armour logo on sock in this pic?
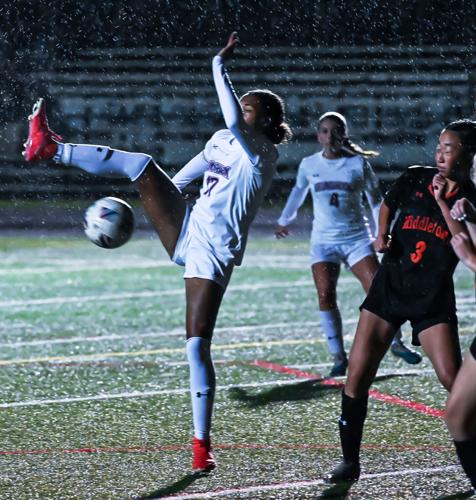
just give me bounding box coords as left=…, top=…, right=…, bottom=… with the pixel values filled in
left=196, top=390, right=211, bottom=398
left=339, top=418, right=348, bottom=426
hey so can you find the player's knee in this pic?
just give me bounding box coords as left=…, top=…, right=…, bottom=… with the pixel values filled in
left=437, top=368, right=458, bottom=392
left=445, top=400, right=473, bottom=439
left=345, top=366, right=372, bottom=399
left=186, top=336, right=212, bottom=363
left=187, top=320, right=214, bottom=340
left=318, top=295, right=337, bottom=309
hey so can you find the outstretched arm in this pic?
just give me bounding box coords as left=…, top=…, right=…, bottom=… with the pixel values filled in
left=275, top=184, right=309, bottom=238
left=212, top=32, right=260, bottom=162
left=172, top=151, right=209, bottom=191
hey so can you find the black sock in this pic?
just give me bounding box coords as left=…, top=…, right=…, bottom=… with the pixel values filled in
left=339, top=390, right=369, bottom=464
left=454, top=437, right=476, bottom=488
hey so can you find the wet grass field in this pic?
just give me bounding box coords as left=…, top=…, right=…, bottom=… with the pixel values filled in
left=0, top=231, right=474, bottom=499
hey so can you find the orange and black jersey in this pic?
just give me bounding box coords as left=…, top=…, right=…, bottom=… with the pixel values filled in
left=382, top=165, right=476, bottom=298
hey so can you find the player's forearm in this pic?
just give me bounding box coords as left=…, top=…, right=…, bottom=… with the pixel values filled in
left=465, top=222, right=476, bottom=247
left=437, top=199, right=467, bottom=237
left=212, top=56, right=243, bottom=132
left=459, top=250, right=476, bottom=273
left=172, top=151, right=209, bottom=190
left=377, top=201, right=392, bottom=237
left=277, top=185, right=308, bottom=226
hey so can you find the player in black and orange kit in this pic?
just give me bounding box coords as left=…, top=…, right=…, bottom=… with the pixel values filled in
left=325, top=119, right=476, bottom=483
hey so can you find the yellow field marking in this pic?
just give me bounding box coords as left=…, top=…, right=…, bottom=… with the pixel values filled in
left=0, top=338, right=321, bottom=366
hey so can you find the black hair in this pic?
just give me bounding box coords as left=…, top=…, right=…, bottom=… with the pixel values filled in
left=443, top=119, right=476, bottom=156
left=317, top=112, right=379, bottom=158
left=242, top=89, right=292, bottom=144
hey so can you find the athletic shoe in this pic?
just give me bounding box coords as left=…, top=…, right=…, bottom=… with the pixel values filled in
left=23, top=98, right=62, bottom=162
left=390, top=340, right=423, bottom=365
left=329, top=355, right=348, bottom=377
left=192, top=436, right=216, bottom=472
left=324, top=460, right=360, bottom=483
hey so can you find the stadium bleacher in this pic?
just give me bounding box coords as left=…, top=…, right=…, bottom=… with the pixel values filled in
left=6, top=45, right=473, bottom=198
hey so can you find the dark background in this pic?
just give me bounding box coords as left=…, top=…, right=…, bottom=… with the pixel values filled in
left=1, top=0, right=476, bottom=214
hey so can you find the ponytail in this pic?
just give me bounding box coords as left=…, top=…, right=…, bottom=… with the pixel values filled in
left=242, top=89, right=293, bottom=144
left=318, top=111, right=379, bottom=158
left=340, top=137, right=379, bottom=158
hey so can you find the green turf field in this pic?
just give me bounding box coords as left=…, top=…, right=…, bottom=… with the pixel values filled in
left=0, top=231, right=474, bottom=499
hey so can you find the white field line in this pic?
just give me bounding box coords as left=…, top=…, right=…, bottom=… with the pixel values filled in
left=292, top=364, right=435, bottom=377
left=0, top=259, right=174, bottom=275
left=0, top=280, right=315, bottom=309
left=0, top=321, right=322, bottom=348
left=0, top=318, right=361, bottom=348
left=7, top=313, right=476, bottom=350
left=0, top=254, right=312, bottom=275
left=0, top=338, right=321, bottom=366
left=165, top=465, right=461, bottom=499
left=0, top=378, right=310, bottom=409
left=0, top=365, right=437, bottom=409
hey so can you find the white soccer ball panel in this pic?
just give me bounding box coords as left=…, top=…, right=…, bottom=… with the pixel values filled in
left=84, top=197, right=134, bottom=249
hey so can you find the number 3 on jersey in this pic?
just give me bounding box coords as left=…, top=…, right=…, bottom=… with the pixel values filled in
left=410, top=240, right=427, bottom=263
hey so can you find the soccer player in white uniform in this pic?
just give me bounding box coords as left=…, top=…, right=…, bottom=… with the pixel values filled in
left=275, top=112, right=422, bottom=376
left=23, top=32, right=292, bottom=472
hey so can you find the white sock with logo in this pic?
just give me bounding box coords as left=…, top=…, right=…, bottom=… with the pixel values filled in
left=53, top=143, right=151, bottom=181
left=319, top=309, right=345, bottom=359
left=186, top=337, right=215, bottom=440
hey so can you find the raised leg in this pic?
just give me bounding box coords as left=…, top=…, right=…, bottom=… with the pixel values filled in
left=135, top=161, right=186, bottom=258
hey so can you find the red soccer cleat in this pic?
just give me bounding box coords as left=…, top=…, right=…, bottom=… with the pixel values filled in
left=23, top=98, right=62, bottom=162
left=192, top=436, right=216, bottom=472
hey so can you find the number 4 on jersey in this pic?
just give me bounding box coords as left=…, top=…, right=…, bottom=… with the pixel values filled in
left=329, top=193, right=339, bottom=207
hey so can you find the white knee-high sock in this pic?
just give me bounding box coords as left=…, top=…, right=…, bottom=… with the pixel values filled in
left=53, top=143, right=151, bottom=181
left=186, top=337, right=215, bottom=440
left=319, top=309, right=345, bottom=358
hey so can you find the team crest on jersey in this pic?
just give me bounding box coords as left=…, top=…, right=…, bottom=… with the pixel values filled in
left=207, top=160, right=231, bottom=179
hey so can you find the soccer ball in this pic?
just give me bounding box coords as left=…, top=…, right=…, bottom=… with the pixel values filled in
left=84, top=197, right=135, bottom=249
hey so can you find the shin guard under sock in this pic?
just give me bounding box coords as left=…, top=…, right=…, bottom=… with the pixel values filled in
left=319, top=309, right=345, bottom=358
left=54, top=143, right=152, bottom=181
left=454, top=437, right=476, bottom=488
left=339, top=390, right=369, bottom=464
left=186, top=337, right=216, bottom=441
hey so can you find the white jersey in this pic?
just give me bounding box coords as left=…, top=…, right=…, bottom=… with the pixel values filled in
left=278, top=151, right=382, bottom=244
left=173, top=56, right=278, bottom=266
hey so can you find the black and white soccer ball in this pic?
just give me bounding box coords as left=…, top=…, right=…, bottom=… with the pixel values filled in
left=84, top=197, right=135, bottom=249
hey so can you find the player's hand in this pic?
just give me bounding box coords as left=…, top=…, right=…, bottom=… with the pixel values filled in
left=274, top=225, right=289, bottom=239
left=451, top=232, right=474, bottom=264
left=217, top=32, right=239, bottom=59
left=374, top=233, right=391, bottom=253
left=432, top=173, right=447, bottom=202
left=450, top=197, right=476, bottom=223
